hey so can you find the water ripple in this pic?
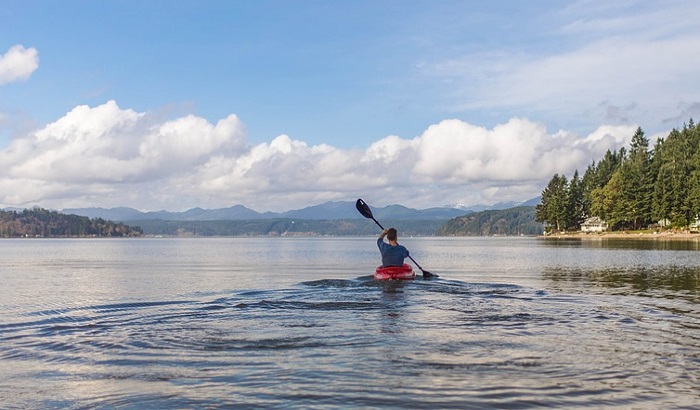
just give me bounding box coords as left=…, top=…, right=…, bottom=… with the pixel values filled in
left=1, top=276, right=699, bottom=409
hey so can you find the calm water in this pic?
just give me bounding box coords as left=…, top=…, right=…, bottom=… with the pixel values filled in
left=1, top=237, right=699, bottom=409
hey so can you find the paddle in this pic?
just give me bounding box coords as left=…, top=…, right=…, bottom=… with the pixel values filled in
left=356, top=198, right=438, bottom=278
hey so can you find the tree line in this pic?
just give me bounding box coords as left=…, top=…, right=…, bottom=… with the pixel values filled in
left=0, top=208, right=143, bottom=237
left=438, top=206, right=542, bottom=236
left=1, top=207, right=543, bottom=238
left=131, top=218, right=445, bottom=237
left=536, top=119, right=700, bottom=232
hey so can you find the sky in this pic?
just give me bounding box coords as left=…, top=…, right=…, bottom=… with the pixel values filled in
left=1, top=0, right=699, bottom=212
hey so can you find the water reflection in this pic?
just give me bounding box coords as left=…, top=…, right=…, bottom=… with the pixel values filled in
left=540, top=237, right=700, bottom=251
left=3, top=238, right=700, bottom=408
left=376, top=280, right=408, bottom=334
left=543, top=266, right=700, bottom=300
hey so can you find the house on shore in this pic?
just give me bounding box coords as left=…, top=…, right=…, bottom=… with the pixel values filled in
left=581, top=216, right=607, bottom=233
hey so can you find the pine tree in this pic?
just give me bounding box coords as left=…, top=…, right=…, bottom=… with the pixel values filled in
left=654, top=128, right=691, bottom=226
left=591, top=169, right=626, bottom=229
left=686, top=120, right=700, bottom=224
left=536, top=173, right=569, bottom=232
left=568, top=170, right=585, bottom=228
left=621, top=127, right=652, bottom=229
left=539, top=118, right=700, bottom=232
left=581, top=161, right=597, bottom=217
left=650, top=137, right=666, bottom=223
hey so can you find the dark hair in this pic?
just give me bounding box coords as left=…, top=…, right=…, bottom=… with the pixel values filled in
left=387, top=228, right=397, bottom=241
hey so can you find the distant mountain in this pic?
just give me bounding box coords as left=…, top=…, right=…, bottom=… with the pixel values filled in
left=451, top=196, right=541, bottom=212
left=521, top=196, right=541, bottom=207
left=279, top=201, right=359, bottom=219
left=61, top=207, right=146, bottom=221
left=279, top=201, right=467, bottom=220
left=62, top=205, right=265, bottom=221
left=373, top=204, right=467, bottom=220
left=457, top=204, right=491, bottom=212
left=40, top=199, right=547, bottom=237
left=62, top=201, right=470, bottom=222
left=489, top=201, right=521, bottom=210
left=176, top=205, right=264, bottom=220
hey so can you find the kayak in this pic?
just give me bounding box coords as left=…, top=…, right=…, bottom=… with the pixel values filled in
left=374, top=264, right=415, bottom=280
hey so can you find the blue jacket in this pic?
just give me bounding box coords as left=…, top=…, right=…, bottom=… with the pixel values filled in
left=377, top=238, right=409, bottom=267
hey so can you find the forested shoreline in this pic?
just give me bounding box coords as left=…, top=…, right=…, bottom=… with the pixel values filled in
left=0, top=208, right=538, bottom=238
left=536, top=120, right=700, bottom=232
left=438, top=206, right=541, bottom=236
left=0, top=208, right=143, bottom=237
left=130, top=218, right=445, bottom=237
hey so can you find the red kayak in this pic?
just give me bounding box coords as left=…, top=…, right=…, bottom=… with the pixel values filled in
left=374, top=264, right=415, bottom=280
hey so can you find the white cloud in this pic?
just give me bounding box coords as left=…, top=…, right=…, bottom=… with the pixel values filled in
left=0, top=100, right=637, bottom=211
left=412, top=118, right=635, bottom=186
left=484, top=36, right=700, bottom=110
left=424, top=1, right=700, bottom=134
left=3, top=100, right=246, bottom=184
left=0, top=45, right=39, bottom=85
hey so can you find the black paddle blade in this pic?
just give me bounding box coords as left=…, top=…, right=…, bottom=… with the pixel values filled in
left=422, top=271, right=438, bottom=279
left=355, top=198, right=374, bottom=219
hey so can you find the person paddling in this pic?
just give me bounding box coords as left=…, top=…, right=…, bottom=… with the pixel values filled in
left=356, top=198, right=437, bottom=278
left=377, top=228, right=409, bottom=267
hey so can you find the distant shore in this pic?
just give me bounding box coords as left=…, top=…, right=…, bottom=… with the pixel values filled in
left=544, top=231, right=700, bottom=240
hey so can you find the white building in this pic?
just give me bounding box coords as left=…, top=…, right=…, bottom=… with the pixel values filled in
left=581, top=216, right=608, bottom=233
left=690, top=216, right=700, bottom=233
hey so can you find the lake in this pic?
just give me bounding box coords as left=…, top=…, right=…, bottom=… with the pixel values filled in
left=1, top=237, right=698, bottom=409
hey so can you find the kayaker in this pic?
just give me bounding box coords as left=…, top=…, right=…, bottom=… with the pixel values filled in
left=377, top=228, right=409, bottom=267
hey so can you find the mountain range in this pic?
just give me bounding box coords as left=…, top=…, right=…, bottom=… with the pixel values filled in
left=60, top=197, right=541, bottom=222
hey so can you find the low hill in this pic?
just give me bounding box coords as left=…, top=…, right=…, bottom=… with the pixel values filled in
left=132, top=218, right=445, bottom=237
left=438, top=206, right=542, bottom=236
left=0, top=208, right=143, bottom=238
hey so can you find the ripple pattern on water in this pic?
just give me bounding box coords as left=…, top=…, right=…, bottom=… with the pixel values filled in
left=2, top=237, right=700, bottom=409
left=2, top=275, right=699, bottom=409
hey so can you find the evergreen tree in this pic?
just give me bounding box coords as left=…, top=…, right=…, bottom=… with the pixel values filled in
left=591, top=169, right=626, bottom=229
left=654, top=128, right=691, bottom=226
left=536, top=118, right=700, bottom=232
left=0, top=208, right=143, bottom=237
left=686, top=120, right=700, bottom=223
left=589, top=147, right=625, bottom=225
left=650, top=137, right=666, bottom=223
left=581, top=161, right=597, bottom=217
left=536, top=174, right=569, bottom=232
left=595, top=149, right=622, bottom=188
left=620, top=127, right=652, bottom=229
left=568, top=170, right=585, bottom=228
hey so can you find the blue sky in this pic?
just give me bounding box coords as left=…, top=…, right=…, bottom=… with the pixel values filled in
left=1, top=1, right=699, bottom=212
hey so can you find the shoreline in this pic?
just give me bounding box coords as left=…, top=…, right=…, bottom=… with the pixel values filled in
left=543, top=231, right=700, bottom=240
